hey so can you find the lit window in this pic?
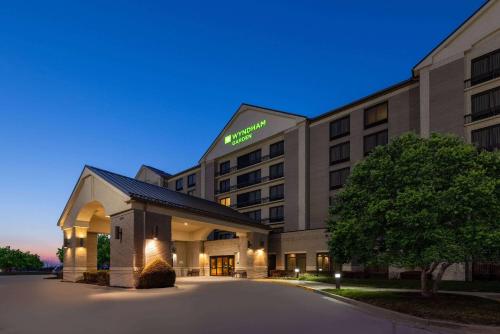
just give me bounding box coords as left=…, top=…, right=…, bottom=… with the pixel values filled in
left=219, top=197, right=231, bottom=207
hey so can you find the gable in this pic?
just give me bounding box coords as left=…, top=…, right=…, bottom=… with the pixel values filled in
left=202, top=104, right=306, bottom=161
left=414, top=0, right=500, bottom=73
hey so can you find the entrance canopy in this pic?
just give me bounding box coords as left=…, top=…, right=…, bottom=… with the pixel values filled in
left=58, top=165, right=269, bottom=235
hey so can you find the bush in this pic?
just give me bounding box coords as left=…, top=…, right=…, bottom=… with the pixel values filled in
left=82, top=270, right=109, bottom=286
left=136, top=259, right=176, bottom=289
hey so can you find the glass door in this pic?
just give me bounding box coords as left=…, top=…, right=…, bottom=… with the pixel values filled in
left=210, top=256, right=235, bottom=276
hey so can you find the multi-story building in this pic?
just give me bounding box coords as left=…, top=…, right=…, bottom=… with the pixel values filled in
left=59, top=1, right=500, bottom=286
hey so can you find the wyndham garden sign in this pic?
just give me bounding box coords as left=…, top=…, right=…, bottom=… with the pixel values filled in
left=224, top=119, right=267, bottom=146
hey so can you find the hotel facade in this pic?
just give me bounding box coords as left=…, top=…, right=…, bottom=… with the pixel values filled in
left=59, top=1, right=500, bottom=286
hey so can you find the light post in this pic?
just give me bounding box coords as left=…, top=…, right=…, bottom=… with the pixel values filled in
left=335, top=272, right=341, bottom=289
left=294, top=268, right=300, bottom=279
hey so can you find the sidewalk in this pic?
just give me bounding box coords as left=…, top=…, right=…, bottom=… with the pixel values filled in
left=270, top=279, right=500, bottom=302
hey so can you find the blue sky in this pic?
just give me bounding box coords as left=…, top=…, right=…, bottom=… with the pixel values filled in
left=0, top=0, right=484, bottom=262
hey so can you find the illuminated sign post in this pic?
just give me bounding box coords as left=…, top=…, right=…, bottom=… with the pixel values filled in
left=224, top=119, right=267, bottom=146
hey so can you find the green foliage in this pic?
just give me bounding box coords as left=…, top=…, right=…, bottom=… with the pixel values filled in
left=97, top=234, right=110, bottom=269
left=0, top=246, right=44, bottom=271
left=327, top=133, right=500, bottom=288
left=137, top=258, right=176, bottom=289
left=56, top=248, right=64, bottom=263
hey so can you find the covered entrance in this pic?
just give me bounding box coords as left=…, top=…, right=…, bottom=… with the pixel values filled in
left=210, top=255, right=234, bottom=276
left=57, top=165, right=270, bottom=287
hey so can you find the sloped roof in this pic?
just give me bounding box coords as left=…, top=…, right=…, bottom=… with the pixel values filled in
left=87, top=165, right=267, bottom=229
left=141, top=165, right=172, bottom=178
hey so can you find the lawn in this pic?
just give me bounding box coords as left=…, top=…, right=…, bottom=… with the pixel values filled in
left=323, top=289, right=500, bottom=326
left=297, top=274, right=500, bottom=292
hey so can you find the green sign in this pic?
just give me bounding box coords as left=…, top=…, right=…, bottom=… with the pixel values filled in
left=224, top=119, right=267, bottom=146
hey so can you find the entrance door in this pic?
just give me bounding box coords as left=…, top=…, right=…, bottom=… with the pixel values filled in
left=210, top=256, right=235, bottom=276
left=268, top=254, right=276, bottom=276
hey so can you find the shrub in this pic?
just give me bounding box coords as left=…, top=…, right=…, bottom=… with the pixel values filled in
left=82, top=270, right=109, bottom=286
left=136, top=259, right=176, bottom=289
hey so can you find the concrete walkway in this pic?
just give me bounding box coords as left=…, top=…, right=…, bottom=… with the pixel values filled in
left=268, top=279, right=500, bottom=301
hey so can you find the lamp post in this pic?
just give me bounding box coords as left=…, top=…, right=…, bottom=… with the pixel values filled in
left=334, top=272, right=341, bottom=289
left=294, top=268, right=300, bottom=279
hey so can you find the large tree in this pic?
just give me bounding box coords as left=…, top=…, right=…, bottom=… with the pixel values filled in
left=327, top=133, right=500, bottom=297
left=0, top=246, right=44, bottom=272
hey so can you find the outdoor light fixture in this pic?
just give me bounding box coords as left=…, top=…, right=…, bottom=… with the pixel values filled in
left=63, top=238, right=70, bottom=248
left=153, top=225, right=159, bottom=240
left=335, top=272, right=342, bottom=289
left=78, top=238, right=85, bottom=247
left=294, top=268, right=300, bottom=278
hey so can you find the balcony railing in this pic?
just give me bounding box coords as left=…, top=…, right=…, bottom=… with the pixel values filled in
left=215, top=154, right=276, bottom=177
left=215, top=176, right=274, bottom=195
left=261, top=216, right=285, bottom=224
left=465, top=107, right=500, bottom=124
left=464, top=70, right=500, bottom=88
left=233, top=194, right=284, bottom=209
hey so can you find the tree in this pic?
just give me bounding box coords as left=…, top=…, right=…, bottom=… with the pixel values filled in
left=97, top=234, right=110, bottom=269
left=56, top=248, right=64, bottom=263
left=0, top=246, right=44, bottom=272
left=327, top=133, right=500, bottom=297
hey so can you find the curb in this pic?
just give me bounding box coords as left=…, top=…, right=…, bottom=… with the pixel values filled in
left=311, top=288, right=500, bottom=334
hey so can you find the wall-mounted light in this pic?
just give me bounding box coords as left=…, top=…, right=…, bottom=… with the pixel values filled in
left=153, top=225, right=159, bottom=240
left=114, top=226, right=122, bottom=241
left=63, top=238, right=70, bottom=248
left=78, top=238, right=85, bottom=247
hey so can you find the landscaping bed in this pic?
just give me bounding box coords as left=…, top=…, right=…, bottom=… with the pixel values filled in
left=297, top=274, right=500, bottom=293
left=323, top=289, right=500, bottom=326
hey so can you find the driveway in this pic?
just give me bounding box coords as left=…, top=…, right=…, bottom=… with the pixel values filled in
left=0, top=276, right=436, bottom=334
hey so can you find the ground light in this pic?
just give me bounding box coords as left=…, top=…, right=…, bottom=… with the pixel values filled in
left=334, top=272, right=341, bottom=289
left=294, top=268, right=300, bottom=278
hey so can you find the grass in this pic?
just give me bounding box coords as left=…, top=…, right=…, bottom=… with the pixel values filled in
left=297, top=274, right=500, bottom=292
left=324, top=288, right=500, bottom=326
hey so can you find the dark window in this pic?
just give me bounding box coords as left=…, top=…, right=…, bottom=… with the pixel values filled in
left=317, top=253, right=331, bottom=273
left=269, top=206, right=284, bottom=223
left=285, top=253, right=306, bottom=273
left=330, top=168, right=350, bottom=190
left=471, top=49, right=500, bottom=86
left=219, top=179, right=230, bottom=193
left=471, top=87, right=500, bottom=122
left=330, top=116, right=350, bottom=139
left=237, top=149, right=262, bottom=169
left=269, top=162, right=284, bottom=180
left=162, top=178, right=169, bottom=188
left=269, top=140, right=284, bottom=158
left=237, top=170, right=261, bottom=188
left=330, top=142, right=350, bottom=165
left=237, top=190, right=261, bottom=208
left=219, top=161, right=230, bottom=175
left=175, top=178, right=183, bottom=191
left=269, top=184, right=284, bottom=201
left=207, top=230, right=237, bottom=241
left=114, top=226, right=122, bottom=240
left=244, top=209, right=261, bottom=222
left=471, top=124, right=500, bottom=151
left=187, top=173, right=196, bottom=187
left=364, top=102, right=388, bottom=128
left=364, top=130, right=388, bottom=155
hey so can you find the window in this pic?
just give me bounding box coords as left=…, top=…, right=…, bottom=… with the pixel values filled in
left=471, top=124, right=500, bottom=151
left=175, top=178, right=183, bottom=191
left=244, top=209, right=261, bottom=222
left=317, top=253, right=331, bottom=273
left=219, top=161, right=230, bottom=175
left=269, top=184, right=284, bottom=201
left=237, top=190, right=261, bottom=208
left=162, top=178, right=169, bottom=188
left=237, top=149, right=261, bottom=169
left=187, top=189, right=195, bottom=196
left=471, top=87, right=500, bottom=122
left=364, top=130, right=388, bottom=155
left=187, top=173, right=196, bottom=188
left=330, top=116, right=350, bottom=139
left=364, top=102, right=388, bottom=128
left=219, top=179, right=230, bottom=193
left=269, top=140, right=284, bottom=158
left=269, top=206, right=284, bottom=223
left=329, top=142, right=350, bottom=165
left=269, top=162, right=284, bottom=180
left=330, top=168, right=350, bottom=190
left=219, top=197, right=231, bottom=207
left=471, top=48, right=500, bottom=86
left=237, top=170, right=261, bottom=189
left=285, top=253, right=306, bottom=273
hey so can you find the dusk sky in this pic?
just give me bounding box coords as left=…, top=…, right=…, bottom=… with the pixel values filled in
left=0, top=0, right=484, bottom=264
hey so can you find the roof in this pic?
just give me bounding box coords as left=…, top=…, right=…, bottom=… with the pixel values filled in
left=87, top=165, right=268, bottom=230
left=310, top=78, right=418, bottom=122
left=412, top=0, right=491, bottom=73
left=140, top=165, right=172, bottom=178
left=168, top=164, right=201, bottom=179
